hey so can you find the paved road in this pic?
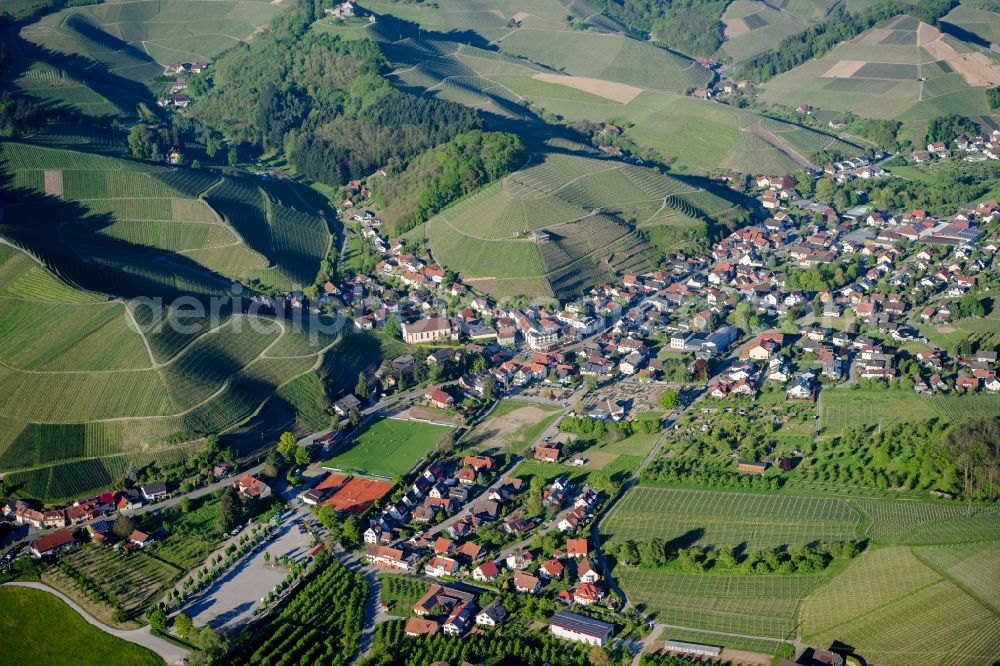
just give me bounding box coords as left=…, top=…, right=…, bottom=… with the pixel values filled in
left=428, top=458, right=524, bottom=538
left=3, top=581, right=189, bottom=665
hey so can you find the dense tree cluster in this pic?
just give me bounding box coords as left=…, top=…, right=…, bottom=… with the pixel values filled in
left=190, top=0, right=480, bottom=187
left=593, top=0, right=728, bottom=57
left=734, top=0, right=958, bottom=82
left=988, top=86, right=1000, bottom=110
left=843, top=160, right=1000, bottom=217
left=925, top=113, right=981, bottom=146
left=940, top=419, right=1000, bottom=501
left=371, top=130, right=524, bottom=235
left=559, top=415, right=662, bottom=439
left=644, top=459, right=781, bottom=491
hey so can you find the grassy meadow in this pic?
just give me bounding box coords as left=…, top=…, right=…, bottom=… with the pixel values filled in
left=0, top=587, right=163, bottom=666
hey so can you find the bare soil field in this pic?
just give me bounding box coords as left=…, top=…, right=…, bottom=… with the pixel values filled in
left=43, top=170, right=63, bottom=198
left=467, top=403, right=557, bottom=451
left=396, top=405, right=463, bottom=426
left=923, top=30, right=1000, bottom=86
left=531, top=73, right=644, bottom=103
left=724, top=17, right=750, bottom=38
left=823, top=60, right=866, bottom=78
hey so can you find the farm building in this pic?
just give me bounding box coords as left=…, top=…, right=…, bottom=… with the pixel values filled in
left=737, top=461, right=768, bottom=474
left=549, top=610, right=614, bottom=646
left=29, top=530, right=75, bottom=559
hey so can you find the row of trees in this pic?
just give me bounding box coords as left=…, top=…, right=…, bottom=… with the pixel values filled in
left=607, top=539, right=860, bottom=573
left=644, top=459, right=782, bottom=491
left=235, top=555, right=368, bottom=666
left=361, top=618, right=597, bottom=666
left=734, top=0, right=958, bottom=82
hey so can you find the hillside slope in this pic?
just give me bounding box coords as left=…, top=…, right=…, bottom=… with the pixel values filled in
left=761, top=14, right=1000, bottom=140
left=426, top=150, right=744, bottom=299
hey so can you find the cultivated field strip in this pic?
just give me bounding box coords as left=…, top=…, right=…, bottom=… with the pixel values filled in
left=851, top=498, right=1000, bottom=543
left=602, top=487, right=861, bottom=548
left=617, top=568, right=822, bottom=638
left=802, top=547, right=1000, bottom=666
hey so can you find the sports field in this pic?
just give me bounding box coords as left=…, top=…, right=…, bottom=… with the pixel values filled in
left=0, top=586, right=162, bottom=666
left=323, top=417, right=453, bottom=478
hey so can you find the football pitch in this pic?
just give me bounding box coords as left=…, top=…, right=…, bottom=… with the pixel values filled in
left=323, top=417, right=453, bottom=478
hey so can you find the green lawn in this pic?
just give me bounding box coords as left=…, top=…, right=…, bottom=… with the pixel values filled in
left=0, top=587, right=163, bottom=665
left=376, top=574, right=430, bottom=617
left=324, top=417, right=453, bottom=477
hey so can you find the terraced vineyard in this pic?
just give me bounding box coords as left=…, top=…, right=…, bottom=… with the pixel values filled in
left=428, top=151, right=740, bottom=297
left=0, top=140, right=340, bottom=501
left=761, top=14, right=1000, bottom=143
left=802, top=547, right=1000, bottom=666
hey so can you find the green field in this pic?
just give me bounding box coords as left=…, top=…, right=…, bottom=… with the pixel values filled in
left=376, top=573, right=431, bottom=616
left=0, top=586, right=163, bottom=666
left=601, top=485, right=1000, bottom=652
left=819, top=387, right=942, bottom=435
left=820, top=387, right=1000, bottom=435
left=324, top=417, right=453, bottom=478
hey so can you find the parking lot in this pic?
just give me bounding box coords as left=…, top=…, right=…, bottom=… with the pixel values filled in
left=183, top=507, right=316, bottom=630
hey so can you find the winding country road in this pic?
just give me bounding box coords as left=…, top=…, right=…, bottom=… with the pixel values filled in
left=2, top=581, right=189, bottom=665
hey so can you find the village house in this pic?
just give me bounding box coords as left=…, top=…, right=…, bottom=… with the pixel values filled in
left=139, top=482, right=168, bottom=502
left=514, top=571, right=541, bottom=594
left=29, top=530, right=75, bottom=559
left=235, top=474, right=272, bottom=500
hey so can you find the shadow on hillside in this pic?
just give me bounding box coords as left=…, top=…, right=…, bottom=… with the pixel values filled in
left=939, top=21, right=992, bottom=50
left=0, top=170, right=229, bottom=301
left=2, top=24, right=157, bottom=120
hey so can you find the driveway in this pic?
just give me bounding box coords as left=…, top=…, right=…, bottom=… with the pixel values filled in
left=3, top=581, right=189, bottom=665
left=181, top=507, right=313, bottom=631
